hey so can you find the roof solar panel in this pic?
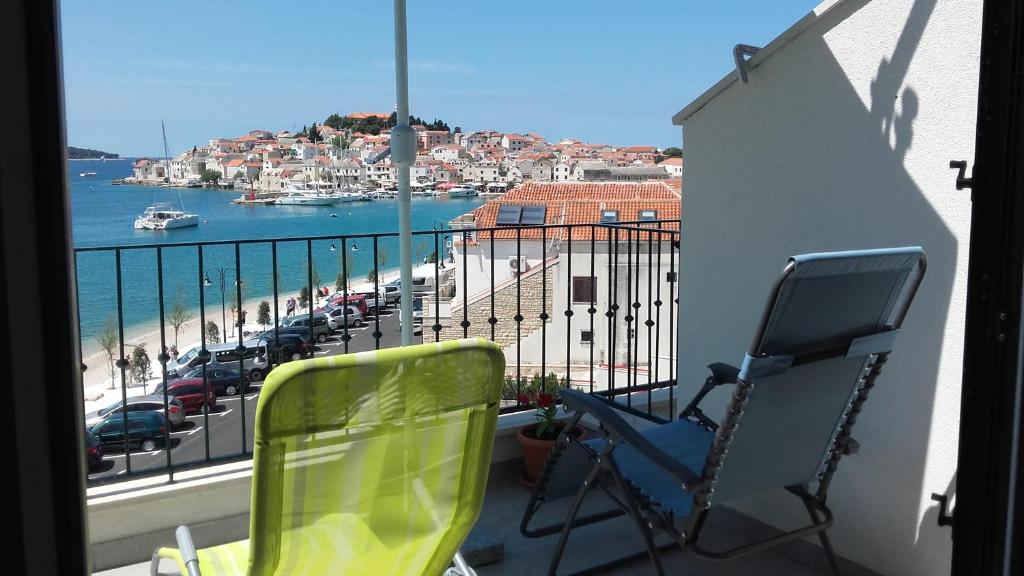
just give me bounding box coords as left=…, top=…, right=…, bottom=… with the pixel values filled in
left=496, top=205, right=522, bottom=226
left=638, top=209, right=657, bottom=221
left=600, top=210, right=618, bottom=223
left=520, top=205, right=547, bottom=225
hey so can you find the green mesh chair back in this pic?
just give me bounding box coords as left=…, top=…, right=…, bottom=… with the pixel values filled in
left=155, top=338, right=505, bottom=575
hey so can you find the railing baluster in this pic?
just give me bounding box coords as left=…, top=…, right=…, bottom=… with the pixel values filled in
left=540, top=225, right=547, bottom=393
left=114, top=249, right=131, bottom=473
left=643, top=229, right=652, bottom=415
left=235, top=244, right=246, bottom=455
left=589, top=229, right=596, bottom=395
left=271, top=241, right=280, bottom=369
left=156, top=247, right=173, bottom=478
left=433, top=231, right=441, bottom=342
left=634, top=228, right=642, bottom=407
left=625, top=228, right=633, bottom=408
left=669, top=233, right=678, bottom=421
left=607, top=227, right=616, bottom=399
left=306, top=240, right=314, bottom=355
left=341, top=238, right=350, bottom=354
left=198, top=245, right=211, bottom=461
left=565, top=225, right=573, bottom=393
left=515, top=227, right=523, bottom=405
left=372, top=236, right=381, bottom=349
left=489, top=228, right=496, bottom=342
left=461, top=230, right=469, bottom=338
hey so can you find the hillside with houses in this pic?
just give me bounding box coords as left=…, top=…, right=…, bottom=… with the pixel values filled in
left=128, top=112, right=683, bottom=192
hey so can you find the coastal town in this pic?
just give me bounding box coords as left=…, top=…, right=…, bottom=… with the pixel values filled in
left=125, top=111, right=684, bottom=196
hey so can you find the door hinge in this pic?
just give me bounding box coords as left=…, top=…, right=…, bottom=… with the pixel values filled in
left=949, top=160, right=974, bottom=191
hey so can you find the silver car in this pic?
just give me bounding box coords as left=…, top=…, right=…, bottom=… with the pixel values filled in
left=325, top=305, right=364, bottom=330
left=91, top=394, right=186, bottom=429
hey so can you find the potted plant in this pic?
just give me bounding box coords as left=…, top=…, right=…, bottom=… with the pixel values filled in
left=515, top=373, right=586, bottom=488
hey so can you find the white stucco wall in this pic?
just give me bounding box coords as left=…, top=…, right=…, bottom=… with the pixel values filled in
left=674, top=0, right=978, bottom=574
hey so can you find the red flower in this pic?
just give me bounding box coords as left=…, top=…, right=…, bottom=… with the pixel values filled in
left=536, top=393, right=555, bottom=408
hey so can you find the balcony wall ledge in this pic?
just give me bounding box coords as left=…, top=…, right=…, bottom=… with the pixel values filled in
left=87, top=388, right=674, bottom=572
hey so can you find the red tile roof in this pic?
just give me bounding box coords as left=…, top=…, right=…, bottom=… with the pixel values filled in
left=463, top=182, right=680, bottom=242
left=347, top=112, right=391, bottom=119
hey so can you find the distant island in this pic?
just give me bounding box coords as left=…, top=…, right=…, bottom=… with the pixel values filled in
left=68, top=146, right=119, bottom=160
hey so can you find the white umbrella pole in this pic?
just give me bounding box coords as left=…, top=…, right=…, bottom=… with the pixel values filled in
left=393, top=0, right=414, bottom=346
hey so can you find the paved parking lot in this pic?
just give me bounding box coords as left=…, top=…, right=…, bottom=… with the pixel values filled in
left=87, top=307, right=423, bottom=482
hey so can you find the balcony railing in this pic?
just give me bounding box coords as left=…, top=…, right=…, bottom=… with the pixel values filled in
left=76, top=220, right=679, bottom=485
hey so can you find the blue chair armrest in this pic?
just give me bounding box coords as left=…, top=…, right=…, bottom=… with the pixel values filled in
left=680, top=362, right=739, bottom=428
left=561, top=389, right=702, bottom=486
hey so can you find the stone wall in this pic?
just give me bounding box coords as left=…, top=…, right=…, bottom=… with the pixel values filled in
left=438, top=264, right=556, bottom=348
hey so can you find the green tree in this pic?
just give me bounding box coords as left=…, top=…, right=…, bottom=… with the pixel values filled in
left=298, top=286, right=310, bottom=309
left=200, top=169, right=221, bottom=183
left=130, top=344, right=152, bottom=387
left=331, top=135, right=341, bottom=148
left=257, top=300, right=271, bottom=328
left=367, top=268, right=378, bottom=283
left=308, top=122, right=319, bottom=141
left=205, top=321, right=220, bottom=345
left=95, top=314, right=119, bottom=389
left=335, top=253, right=354, bottom=291
left=324, top=113, right=345, bottom=130
left=660, top=146, right=682, bottom=158
left=167, top=287, right=193, bottom=347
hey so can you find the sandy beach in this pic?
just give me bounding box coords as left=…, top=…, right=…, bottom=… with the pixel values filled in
left=80, top=270, right=400, bottom=411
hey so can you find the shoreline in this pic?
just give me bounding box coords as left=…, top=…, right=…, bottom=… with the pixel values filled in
left=80, top=268, right=401, bottom=400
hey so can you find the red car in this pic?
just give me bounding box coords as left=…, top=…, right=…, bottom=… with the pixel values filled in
left=152, top=379, right=217, bottom=414
left=325, top=293, right=368, bottom=315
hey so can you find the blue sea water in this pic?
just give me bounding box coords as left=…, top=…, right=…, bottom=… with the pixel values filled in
left=71, top=159, right=484, bottom=342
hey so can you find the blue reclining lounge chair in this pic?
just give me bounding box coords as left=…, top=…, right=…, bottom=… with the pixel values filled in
left=520, top=247, right=927, bottom=575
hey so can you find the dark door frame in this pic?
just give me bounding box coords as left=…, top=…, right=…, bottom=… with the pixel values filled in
left=3, top=0, right=90, bottom=574
left=3, top=0, right=1023, bottom=574
left=953, top=0, right=1024, bottom=573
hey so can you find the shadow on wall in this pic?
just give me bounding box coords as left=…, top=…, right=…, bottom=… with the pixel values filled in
left=675, top=0, right=962, bottom=574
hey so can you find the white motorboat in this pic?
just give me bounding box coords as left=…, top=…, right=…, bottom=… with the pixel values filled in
left=335, top=191, right=366, bottom=202
left=274, top=190, right=337, bottom=206
left=134, top=203, right=199, bottom=230
left=447, top=186, right=478, bottom=198
left=80, top=171, right=97, bottom=177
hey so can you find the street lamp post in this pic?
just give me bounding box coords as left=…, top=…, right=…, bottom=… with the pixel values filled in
left=203, top=267, right=237, bottom=343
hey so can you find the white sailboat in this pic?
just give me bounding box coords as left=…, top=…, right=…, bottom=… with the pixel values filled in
left=135, top=121, right=199, bottom=230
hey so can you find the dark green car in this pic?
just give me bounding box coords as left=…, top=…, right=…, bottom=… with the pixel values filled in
left=88, top=411, right=168, bottom=453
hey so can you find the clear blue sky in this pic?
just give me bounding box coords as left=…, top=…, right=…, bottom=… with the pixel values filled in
left=61, top=1, right=820, bottom=157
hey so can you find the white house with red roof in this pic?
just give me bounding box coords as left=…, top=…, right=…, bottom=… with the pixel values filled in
left=433, top=181, right=681, bottom=381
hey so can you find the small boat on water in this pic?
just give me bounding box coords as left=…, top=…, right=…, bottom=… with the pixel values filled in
left=80, top=171, right=97, bottom=177
left=135, top=121, right=199, bottom=230
left=447, top=186, right=478, bottom=198
left=335, top=191, right=366, bottom=202
left=275, top=190, right=337, bottom=206
left=134, top=202, right=200, bottom=230
left=185, top=178, right=202, bottom=188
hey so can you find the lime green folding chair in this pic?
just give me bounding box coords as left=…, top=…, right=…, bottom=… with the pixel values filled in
left=151, top=338, right=505, bottom=576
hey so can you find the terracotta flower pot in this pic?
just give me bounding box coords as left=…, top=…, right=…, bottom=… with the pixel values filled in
left=517, top=422, right=587, bottom=488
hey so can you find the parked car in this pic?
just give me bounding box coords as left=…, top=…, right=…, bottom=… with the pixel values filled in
left=85, top=429, right=103, bottom=469
left=400, top=296, right=424, bottom=334
left=325, top=293, right=368, bottom=315
left=256, top=327, right=313, bottom=347
left=324, top=305, right=364, bottom=330
left=352, top=289, right=387, bottom=312
left=94, top=394, right=186, bottom=429
left=256, top=333, right=310, bottom=363
left=150, top=380, right=217, bottom=414
left=88, top=411, right=167, bottom=453
left=383, top=284, right=401, bottom=304
left=280, top=312, right=332, bottom=343
left=178, top=366, right=250, bottom=396
left=207, top=339, right=270, bottom=381
left=166, top=342, right=207, bottom=378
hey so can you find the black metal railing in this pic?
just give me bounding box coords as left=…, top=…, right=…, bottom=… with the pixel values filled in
left=77, top=220, right=679, bottom=485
